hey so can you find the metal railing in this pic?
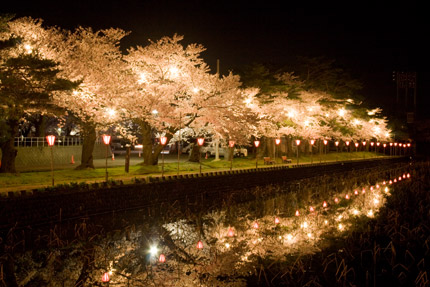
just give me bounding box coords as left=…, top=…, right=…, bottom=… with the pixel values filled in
left=14, top=136, right=103, bottom=147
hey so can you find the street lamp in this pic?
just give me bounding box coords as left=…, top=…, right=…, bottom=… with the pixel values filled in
left=160, top=136, right=168, bottom=176
left=335, top=141, right=339, bottom=162
left=254, top=140, right=260, bottom=169
left=295, top=139, right=301, bottom=165
left=362, top=141, right=367, bottom=159
left=323, top=140, right=328, bottom=162
left=275, top=138, right=281, bottom=164
left=310, top=139, right=315, bottom=164
left=355, top=142, right=359, bottom=153
left=345, top=141, right=350, bottom=160
left=197, top=137, right=205, bottom=174
left=46, top=135, right=56, bottom=186
left=383, top=143, right=387, bottom=155
left=228, top=140, right=235, bottom=171
left=102, top=134, right=111, bottom=182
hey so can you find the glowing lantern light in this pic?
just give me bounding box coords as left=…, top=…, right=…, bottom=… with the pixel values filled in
left=253, top=221, right=259, bottom=229
left=309, top=206, right=314, bottom=212
left=390, top=143, right=393, bottom=146
left=402, top=174, right=406, bottom=178
left=274, top=217, right=280, bottom=224
left=345, top=194, right=350, bottom=200
left=394, top=143, right=398, bottom=146
left=376, top=142, right=380, bottom=146
left=393, top=179, right=397, bottom=183
left=228, top=140, right=235, bottom=148
left=355, top=143, right=359, bottom=148
left=324, top=220, right=328, bottom=225
left=354, top=190, right=358, bottom=195
left=383, top=181, right=386, bottom=185
left=370, top=186, right=374, bottom=191
left=295, top=210, right=300, bottom=216
left=275, top=139, right=281, bottom=145
left=102, top=134, right=111, bottom=145
left=383, top=143, right=387, bottom=148
left=323, top=201, right=327, bottom=208
left=254, top=140, right=260, bottom=148
left=362, top=188, right=366, bottom=194
left=335, top=141, right=339, bottom=147
left=376, top=184, right=380, bottom=189
left=334, top=197, right=339, bottom=203
left=399, top=143, right=403, bottom=147
left=197, top=138, right=205, bottom=146
left=407, top=143, right=411, bottom=147
left=310, top=139, right=315, bottom=145
left=407, top=173, right=410, bottom=178
left=345, top=141, right=350, bottom=146
left=296, top=139, right=301, bottom=146
left=46, top=135, right=56, bottom=146
left=362, top=141, right=367, bottom=146
left=389, top=180, right=393, bottom=184
left=323, top=140, right=328, bottom=145
left=227, top=228, right=235, bottom=237
left=384, top=187, right=389, bottom=193
left=159, top=254, right=166, bottom=263
left=370, top=142, right=374, bottom=147
left=102, top=272, right=110, bottom=283
left=196, top=240, right=204, bottom=249
left=160, top=136, right=168, bottom=145
left=398, top=176, right=402, bottom=181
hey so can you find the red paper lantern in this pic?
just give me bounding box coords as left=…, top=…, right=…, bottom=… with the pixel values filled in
left=46, top=135, right=56, bottom=147
left=274, top=217, right=280, bottom=224
left=323, top=201, right=327, bottom=208
left=102, top=272, right=110, bottom=283
left=160, top=136, right=168, bottom=145
left=159, top=254, right=166, bottom=263
left=254, top=140, right=260, bottom=148
left=275, top=138, right=281, bottom=145
left=253, top=221, right=259, bottom=229
left=197, top=138, right=205, bottom=146
left=228, top=140, right=235, bottom=148
left=295, top=210, right=300, bottom=216
left=102, top=134, right=111, bottom=145
left=196, top=240, right=203, bottom=249
left=227, top=228, right=235, bottom=237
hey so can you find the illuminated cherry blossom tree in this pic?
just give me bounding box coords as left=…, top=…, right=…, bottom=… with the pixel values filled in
left=124, top=35, right=256, bottom=165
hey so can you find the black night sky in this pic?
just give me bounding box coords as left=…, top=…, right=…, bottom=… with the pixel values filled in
left=2, top=0, right=428, bottom=117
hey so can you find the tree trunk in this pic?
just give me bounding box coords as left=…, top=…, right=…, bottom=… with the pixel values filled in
left=34, top=114, right=46, bottom=137
left=286, top=136, right=293, bottom=158
left=0, top=119, right=19, bottom=174
left=140, top=121, right=174, bottom=166
left=75, top=123, right=96, bottom=170
left=189, top=144, right=200, bottom=162
left=265, top=137, right=275, bottom=158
